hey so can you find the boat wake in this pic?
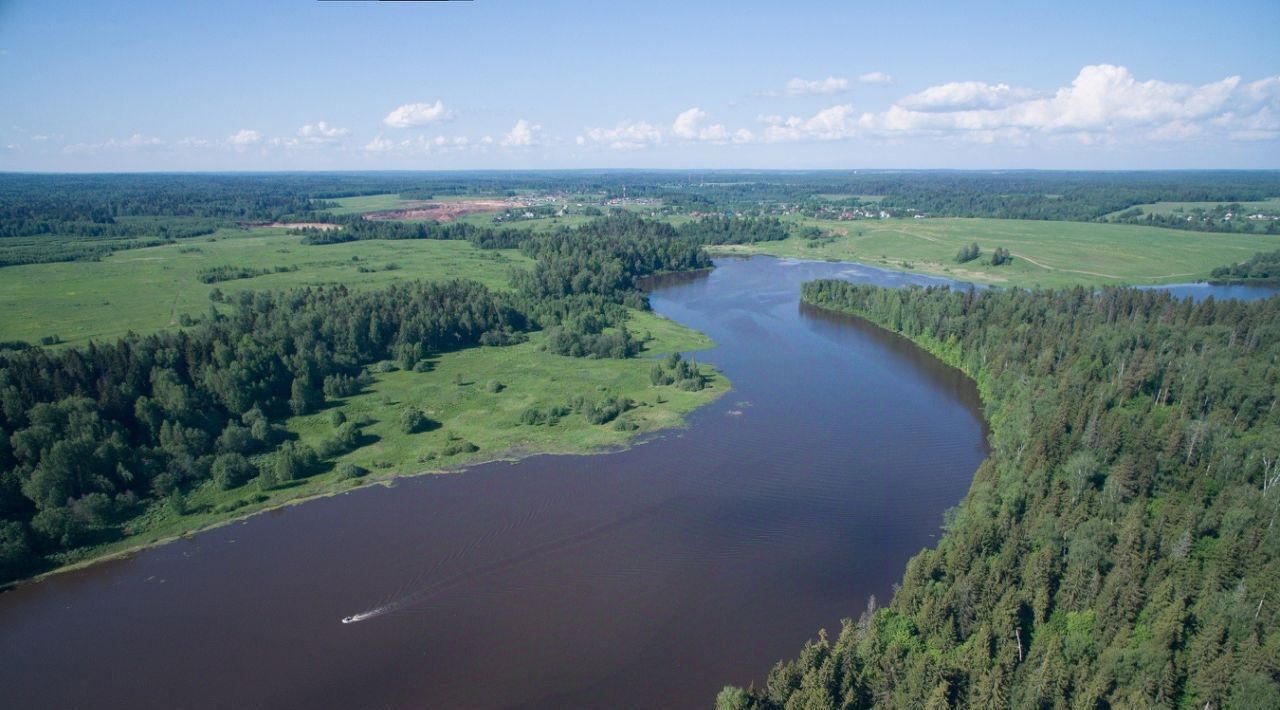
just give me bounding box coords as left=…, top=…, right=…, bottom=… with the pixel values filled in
left=340, top=498, right=677, bottom=626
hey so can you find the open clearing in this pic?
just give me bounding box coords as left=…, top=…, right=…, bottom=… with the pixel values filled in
left=723, top=216, right=1280, bottom=288
left=0, top=228, right=530, bottom=346
left=322, top=193, right=416, bottom=215
left=1103, top=197, right=1280, bottom=218
left=364, top=199, right=511, bottom=223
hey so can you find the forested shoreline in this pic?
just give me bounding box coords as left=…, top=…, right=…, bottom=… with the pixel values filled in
left=718, top=282, right=1280, bottom=708
left=0, top=213, right=724, bottom=585
left=1211, top=248, right=1280, bottom=284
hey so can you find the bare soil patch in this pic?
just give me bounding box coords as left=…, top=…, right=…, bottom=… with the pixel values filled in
left=364, top=199, right=510, bottom=223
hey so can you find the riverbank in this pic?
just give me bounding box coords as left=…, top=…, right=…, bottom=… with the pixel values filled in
left=6, top=308, right=727, bottom=590
left=745, top=279, right=1280, bottom=707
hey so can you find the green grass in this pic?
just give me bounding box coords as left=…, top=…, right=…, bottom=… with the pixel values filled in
left=1104, top=198, right=1280, bottom=218
left=322, top=193, right=415, bottom=215
left=717, top=216, right=1280, bottom=288
left=289, top=310, right=720, bottom=472
left=0, top=228, right=531, bottom=346
left=46, top=308, right=725, bottom=576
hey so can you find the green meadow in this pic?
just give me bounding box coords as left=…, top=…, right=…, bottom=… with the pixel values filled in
left=322, top=193, right=415, bottom=214
left=720, top=216, right=1280, bottom=288
left=0, top=228, right=530, bottom=347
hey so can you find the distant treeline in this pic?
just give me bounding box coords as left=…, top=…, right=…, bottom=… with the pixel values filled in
left=1210, top=248, right=1280, bottom=283
left=0, top=213, right=719, bottom=584
left=718, top=282, right=1280, bottom=709
left=5, top=172, right=1278, bottom=268
left=298, top=211, right=791, bottom=250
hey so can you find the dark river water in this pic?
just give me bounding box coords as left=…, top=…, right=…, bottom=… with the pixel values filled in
left=0, top=257, right=994, bottom=708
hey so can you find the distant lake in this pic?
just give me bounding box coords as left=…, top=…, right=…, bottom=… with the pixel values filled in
left=0, top=256, right=991, bottom=709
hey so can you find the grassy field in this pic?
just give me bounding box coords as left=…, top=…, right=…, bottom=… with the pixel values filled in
left=322, top=193, right=415, bottom=215
left=718, top=216, right=1280, bottom=288
left=1103, top=198, right=1280, bottom=218
left=0, top=228, right=530, bottom=346
left=52, top=309, right=725, bottom=574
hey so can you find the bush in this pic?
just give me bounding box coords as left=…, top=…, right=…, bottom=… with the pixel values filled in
left=400, top=407, right=428, bottom=434
left=337, top=462, right=364, bottom=479
left=212, top=452, right=255, bottom=490
left=440, top=440, right=479, bottom=457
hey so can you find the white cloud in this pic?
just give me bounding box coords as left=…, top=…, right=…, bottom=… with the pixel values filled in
left=383, top=101, right=449, bottom=128
left=566, top=66, right=1280, bottom=154
left=899, top=81, right=1038, bottom=112
left=583, top=120, right=663, bottom=150
left=365, top=136, right=395, bottom=152
left=745, top=106, right=859, bottom=143
left=672, top=107, right=729, bottom=142
left=298, top=121, right=350, bottom=142
left=63, top=133, right=165, bottom=153
left=501, top=119, right=541, bottom=147
left=857, top=72, right=895, bottom=86
left=783, top=76, right=849, bottom=96
left=227, top=129, right=261, bottom=146
left=854, top=65, right=1280, bottom=145
left=481, top=135, right=493, bottom=145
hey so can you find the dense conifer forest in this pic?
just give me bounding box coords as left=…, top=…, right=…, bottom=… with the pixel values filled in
left=718, top=282, right=1280, bottom=708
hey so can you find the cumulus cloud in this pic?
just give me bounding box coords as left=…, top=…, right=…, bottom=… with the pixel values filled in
left=501, top=119, right=540, bottom=147
left=227, top=129, right=261, bottom=146
left=782, top=76, right=849, bottom=96
left=583, top=120, right=662, bottom=149
left=899, top=81, right=1038, bottom=112
left=672, top=107, right=729, bottom=142
left=857, top=71, right=895, bottom=86
left=298, top=121, right=350, bottom=142
left=860, top=65, right=1280, bottom=143
left=383, top=101, right=449, bottom=128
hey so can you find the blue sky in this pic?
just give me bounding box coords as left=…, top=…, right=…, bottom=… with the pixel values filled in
left=1, top=0, right=1277, bottom=171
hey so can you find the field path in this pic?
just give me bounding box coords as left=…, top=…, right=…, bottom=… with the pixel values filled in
left=1011, top=251, right=1122, bottom=280
left=168, top=290, right=181, bottom=326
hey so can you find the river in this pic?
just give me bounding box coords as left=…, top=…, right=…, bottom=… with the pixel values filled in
left=10, top=257, right=1260, bottom=708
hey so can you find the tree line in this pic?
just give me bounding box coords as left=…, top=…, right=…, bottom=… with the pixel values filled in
left=718, top=281, right=1280, bottom=709
left=1211, top=248, right=1280, bottom=283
